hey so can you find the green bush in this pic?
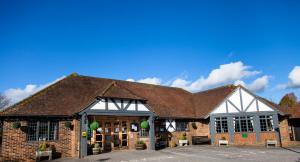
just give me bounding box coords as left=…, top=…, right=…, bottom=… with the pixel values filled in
left=136, top=140, right=145, bottom=145
left=140, top=120, right=149, bottom=129
left=12, top=121, right=21, bottom=129
left=90, top=121, right=99, bottom=130
left=64, top=121, right=72, bottom=129
left=179, top=133, right=187, bottom=140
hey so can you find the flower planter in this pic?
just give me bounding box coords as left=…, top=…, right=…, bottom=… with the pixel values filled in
left=92, top=147, right=100, bottom=155
left=36, top=150, right=52, bottom=161
left=135, top=143, right=146, bottom=150
left=179, top=140, right=188, bottom=146
left=218, top=139, right=228, bottom=146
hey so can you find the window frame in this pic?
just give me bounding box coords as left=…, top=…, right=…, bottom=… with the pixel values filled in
left=139, top=128, right=149, bottom=137
left=259, top=115, right=274, bottom=132
left=234, top=116, right=254, bottom=133
left=215, top=117, right=228, bottom=133
left=175, top=121, right=189, bottom=132
left=27, top=120, right=59, bottom=142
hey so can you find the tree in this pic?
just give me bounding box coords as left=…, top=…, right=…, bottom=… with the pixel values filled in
left=0, top=93, right=10, bottom=109
left=279, top=93, right=298, bottom=108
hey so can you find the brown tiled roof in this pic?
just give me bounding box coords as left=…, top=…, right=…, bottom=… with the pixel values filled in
left=277, top=103, right=300, bottom=118
left=0, top=74, right=281, bottom=118
left=193, top=85, right=237, bottom=118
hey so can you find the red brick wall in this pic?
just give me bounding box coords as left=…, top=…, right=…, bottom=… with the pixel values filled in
left=234, top=133, right=256, bottom=145
left=1, top=119, right=79, bottom=162
left=168, top=120, right=210, bottom=146
left=214, top=133, right=230, bottom=145
left=279, top=118, right=300, bottom=147
left=212, top=132, right=277, bottom=146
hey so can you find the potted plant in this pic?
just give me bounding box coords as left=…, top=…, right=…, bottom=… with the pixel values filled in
left=218, top=136, right=228, bottom=146
left=65, top=121, right=73, bottom=130
left=140, top=120, right=149, bottom=129
left=12, top=121, right=21, bottom=129
left=36, top=142, right=52, bottom=160
left=90, top=121, right=99, bottom=131
left=178, top=132, right=188, bottom=146
left=135, top=140, right=146, bottom=150
left=92, top=143, right=101, bottom=155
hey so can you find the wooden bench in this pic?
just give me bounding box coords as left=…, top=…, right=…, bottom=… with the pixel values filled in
left=266, top=140, right=277, bottom=148
left=192, top=136, right=210, bottom=145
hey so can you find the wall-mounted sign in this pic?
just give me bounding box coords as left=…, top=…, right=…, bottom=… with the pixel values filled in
left=242, top=133, right=248, bottom=138
left=82, top=131, right=87, bottom=137
left=130, top=123, right=139, bottom=132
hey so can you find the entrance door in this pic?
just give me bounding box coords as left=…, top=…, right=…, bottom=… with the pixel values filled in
left=104, top=122, right=112, bottom=152
left=294, top=127, right=300, bottom=141
left=113, top=122, right=120, bottom=148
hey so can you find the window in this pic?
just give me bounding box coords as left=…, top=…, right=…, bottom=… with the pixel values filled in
left=234, top=116, right=254, bottom=132
left=27, top=121, right=59, bottom=141
left=176, top=121, right=188, bottom=131
left=215, top=117, right=228, bottom=133
left=260, top=115, right=274, bottom=131
left=140, top=128, right=149, bottom=137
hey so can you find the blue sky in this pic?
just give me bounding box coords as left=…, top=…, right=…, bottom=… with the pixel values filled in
left=0, top=0, right=300, bottom=104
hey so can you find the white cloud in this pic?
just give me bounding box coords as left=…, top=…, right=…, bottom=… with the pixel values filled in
left=126, top=77, right=162, bottom=85
left=127, top=62, right=268, bottom=93
left=288, top=66, right=300, bottom=88
left=4, top=76, right=65, bottom=104
left=171, top=78, right=190, bottom=89
left=275, top=66, right=300, bottom=90
left=126, top=78, right=135, bottom=82
left=235, top=76, right=270, bottom=92
left=171, top=61, right=260, bottom=92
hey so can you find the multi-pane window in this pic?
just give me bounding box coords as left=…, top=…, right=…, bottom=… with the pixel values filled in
left=234, top=116, right=254, bottom=132
left=140, top=128, right=149, bottom=137
left=27, top=121, right=59, bottom=141
left=215, top=117, right=228, bottom=133
left=176, top=121, right=188, bottom=131
left=260, top=115, right=274, bottom=131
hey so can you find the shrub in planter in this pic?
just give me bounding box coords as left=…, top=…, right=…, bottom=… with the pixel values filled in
left=92, top=143, right=101, bottom=155
left=179, top=132, right=188, bottom=146
left=135, top=140, right=146, bottom=150
left=90, top=121, right=99, bottom=130
left=140, top=120, right=149, bottom=129
left=12, top=121, right=21, bottom=129
left=221, top=136, right=226, bottom=140
left=65, top=121, right=73, bottom=130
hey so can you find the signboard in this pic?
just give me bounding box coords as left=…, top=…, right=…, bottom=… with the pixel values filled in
left=242, top=133, right=248, bottom=138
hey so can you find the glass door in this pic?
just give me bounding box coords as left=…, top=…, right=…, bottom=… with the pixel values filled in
left=104, top=122, right=112, bottom=152
left=113, top=122, right=120, bottom=148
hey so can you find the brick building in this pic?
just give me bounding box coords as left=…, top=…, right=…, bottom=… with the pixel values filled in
left=0, top=74, right=299, bottom=162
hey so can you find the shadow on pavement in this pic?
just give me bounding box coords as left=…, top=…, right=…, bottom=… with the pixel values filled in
left=97, top=158, right=111, bottom=162
left=281, top=147, right=300, bottom=154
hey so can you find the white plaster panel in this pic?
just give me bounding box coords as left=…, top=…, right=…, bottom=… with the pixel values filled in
left=227, top=101, right=239, bottom=113
left=245, top=101, right=257, bottom=112
left=114, top=99, right=122, bottom=109
left=107, top=99, right=118, bottom=110
left=228, top=88, right=242, bottom=111
left=211, top=102, right=227, bottom=114
left=241, top=89, right=255, bottom=109
left=90, top=100, right=106, bottom=110
left=257, top=100, right=273, bottom=112
left=127, top=101, right=136, bottom=111
left=166, top=120, right=176, bottom=132
left=137, top=101, right=149, bottom=111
